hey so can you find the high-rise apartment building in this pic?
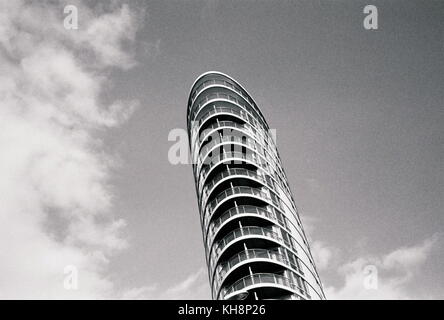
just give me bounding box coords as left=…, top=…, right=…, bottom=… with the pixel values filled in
left=187, top=71, right=325, bottom=300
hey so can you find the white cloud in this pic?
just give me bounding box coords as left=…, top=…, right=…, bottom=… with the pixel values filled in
left=325, top=235, right=439, bottom=299
left=311, top=241, right=336, bottom=270
left=0, top=0, right=141, bottom=298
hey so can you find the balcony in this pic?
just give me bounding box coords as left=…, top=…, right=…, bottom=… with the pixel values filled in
left=213, top=248, right=304, bottom=292
left=191, top=95, right=267, bottom=137
left=189, top=79, right=267, bottom=128
left=209, top=226, right=282, bottom=271
left=190, top=77, right=249, bottom=107
left=198, top=120, right=246, bottom=143
left=203, top=186, right=274, bottom=227
left=198, top=136, right=257, bottom=168
left=193, top=104, right=249, bottom=138
left=197, top=120, right=246, bottom=150
left=197, top=136, right=280, bottom=177
left=198, top=151, right=267, bottom=189
left=219, top=272, right=308, bottom=300
left=193, top=117, right=276, bottom=160
left=200, top=168, right=275, bottom=211
left=194, top=94, right=246, bottom=123
left=199, top=134, right=256, bottom=165
left=205, top=205, right=287, bottom=250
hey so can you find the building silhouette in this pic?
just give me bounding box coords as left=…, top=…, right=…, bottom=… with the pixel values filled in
left=187, top=71, right=325, bottom=300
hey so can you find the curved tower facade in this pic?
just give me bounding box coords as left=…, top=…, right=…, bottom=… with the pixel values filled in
left=187, top=71, right=325, bottom=300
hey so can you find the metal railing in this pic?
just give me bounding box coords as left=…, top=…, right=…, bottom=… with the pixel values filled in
left=191, top=93, right=268, bottom=135
left=191, top=78, right=250, bottom=106
left=205, top=205, right=286, bottom=249
left=214, top=248, right=304, bottom=287
left=198, top=151, right=266, bottom=188
left=197, top=155, right=265, bottom=195
left=193, top=117, right=277, bottom=161
left=200, top=168, right=275, bottom=210
left=189, top=78, right=265, bottom=127
left=219, top=272, right=307, bottom=300
left=203, top=186, right=272, bottom=227
left=209, top=226, right=281, bottom=270
left=200, top=135, right=255, bottom=164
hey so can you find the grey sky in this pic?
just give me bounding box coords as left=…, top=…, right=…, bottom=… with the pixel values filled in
left=100, top=0, right=444, bottom=298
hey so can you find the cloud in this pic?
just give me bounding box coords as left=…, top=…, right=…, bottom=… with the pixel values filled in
left=122, top=268, right=211, bottom=300
left=325, top=235, right=439, bottom=299
left=311, top=241, right=337, bottom=270
left=0, top=0, right=141, bottom=298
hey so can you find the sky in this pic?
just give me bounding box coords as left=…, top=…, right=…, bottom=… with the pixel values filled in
left=0, top=0, right=443, bottom=299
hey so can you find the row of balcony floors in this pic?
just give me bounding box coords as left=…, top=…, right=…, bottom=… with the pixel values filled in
left=214, top=241, right=310, bottom=300
left=196, top=163, right=321, bottom=295
left=191, top=114, right=293, bottom=203
left=198, top=165, right=306, bottom=251
left=204, top=197, right=313, bottom=299
left=198, top=160, right=292, bottom=213
left=202, top=185, right=299, bottom=255
left=197, top=160, right=323, bottom=299
left=193, top=114, right=277, bottom=170
left=189, top=80, right=269, bottom=138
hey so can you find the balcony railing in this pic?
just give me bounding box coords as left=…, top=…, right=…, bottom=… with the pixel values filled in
left=198, top=136, right=258, bottom=168
left=192, top=117, right=277, bottom=161
left=199, top=135, right=257, bottom=164
left=209, top=226, right=281, bottom=270
left=197, top=121, right=246, bottom=150
left=200, top=143, right=279, bottom=175
left=202, top=168, right=260, bottom=200
left=189, top=79, right=266, bottom=127
left=219, top=272, right=307, bottom=300
left=194, top=95, right=246, bottom=123
left=200, top=168, right=276, bottom=210
left=205, top=205, right=286, bottom=249
left=203, top=186, right=272, bottom=226
left=191, top=78, right=251, bottom=107
left=199, top=120, right=246, bottom=139
left=194, top=104, right=248, bottom=130
left=214, top=248, right=304, bottom=289
left=191, top=93, right=267, bottom=135
left=198, top=151, right=267, bottom=188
